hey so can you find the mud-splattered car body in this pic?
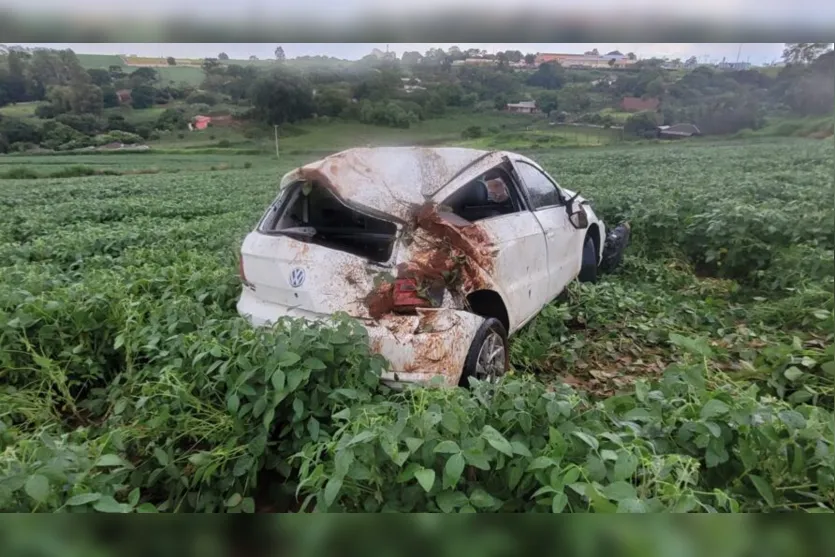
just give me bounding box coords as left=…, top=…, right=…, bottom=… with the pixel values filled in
left=237, top=147, right=614, bottom=387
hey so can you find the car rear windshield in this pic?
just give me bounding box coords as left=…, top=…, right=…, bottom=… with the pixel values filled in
left=259, top=180, right=398, bottom=263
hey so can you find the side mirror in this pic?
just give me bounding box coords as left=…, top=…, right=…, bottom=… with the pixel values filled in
left=568, top=206, right=589, bottom=229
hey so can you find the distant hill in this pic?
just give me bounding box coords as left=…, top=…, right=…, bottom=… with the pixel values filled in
left=75, top=53, right=357, bottom=87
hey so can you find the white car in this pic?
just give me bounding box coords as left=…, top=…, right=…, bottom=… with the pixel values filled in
left=237, top=147, right=628, bottom=387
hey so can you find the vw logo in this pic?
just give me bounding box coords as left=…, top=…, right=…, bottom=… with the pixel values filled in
left=288, top=268, right=306, bottom=288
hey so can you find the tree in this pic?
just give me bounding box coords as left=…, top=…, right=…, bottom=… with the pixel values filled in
left=402, top=51, right=423, bottom=66
left=86, top=68, right=112, bottom=87
left=130, top=84, right=156, bottom=109
left=557, top=84, right=591, bottom=113
left=275, top=46, right=286, bottom=61
left=624, top=110, right=659, bottom=137
left=527, top=62, right=565, bottom=89
left=608, top=59, right=616, bottom=67
left=129, top=67, right=158, bottom=87
left=535, top=90, right=559, bottom=115
left=218, top=52, right=229, bottom=60
left=627, top=52, right=636, bottom=61
left=69, top=83, right=103, bottom=115
left=101, top=86, right=119, bottom=108
left=314, top=87, right=349, bottom=117
left=249, top=55, right=258, bottom=61
left=524, top=53, right=536, bottom=65
left=250, top=69, right=314, bottom=125
left=782, top=43, right=833, bottom=65
left=505, top=50, right=523, bottom=63
left=0, top=115, right=42, bottom=145
left=685, top=56, right=698, bottom=68
left=167, top=57, right=176, bottom=66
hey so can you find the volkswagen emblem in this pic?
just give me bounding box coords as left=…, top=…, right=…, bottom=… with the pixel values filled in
left=288, top=268, right=306, bottom=288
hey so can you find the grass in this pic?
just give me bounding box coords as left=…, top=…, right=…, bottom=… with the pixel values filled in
left=0, top=102, right=39, bottom=118
left=0, top=138, right=831, bottom=515
left=733, top=114, right=834, bottom=139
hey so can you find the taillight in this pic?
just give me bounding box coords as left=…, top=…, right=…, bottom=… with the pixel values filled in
left=239, top=255, right=253, bottom=287
left=391, top=278, right=430, bottom=313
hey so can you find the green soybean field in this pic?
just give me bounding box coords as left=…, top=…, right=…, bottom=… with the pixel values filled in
left=0, top=138, right=832, bottom=513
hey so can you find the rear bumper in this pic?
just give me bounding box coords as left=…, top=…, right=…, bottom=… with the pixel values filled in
left=237, top=288, right=484, bottom=387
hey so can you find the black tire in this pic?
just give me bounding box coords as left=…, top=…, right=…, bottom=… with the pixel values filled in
left=458, top=318, right=509, bottom=387
left=578, top=235, right=598, bottom=283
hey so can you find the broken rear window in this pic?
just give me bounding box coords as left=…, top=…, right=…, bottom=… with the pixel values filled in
left=259, top=180, right=398, bottom=262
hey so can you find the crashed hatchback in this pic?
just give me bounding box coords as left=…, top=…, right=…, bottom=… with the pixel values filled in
left=237, top=147, right=629, bottom=387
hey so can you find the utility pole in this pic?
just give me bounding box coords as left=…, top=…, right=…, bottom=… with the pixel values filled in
left=736, top=43, right=743, bottom=63
left=274, top=125, right=279, bottom=159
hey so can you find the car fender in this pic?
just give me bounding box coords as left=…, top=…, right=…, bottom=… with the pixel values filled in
left=369, top=308, right=487, bottom=387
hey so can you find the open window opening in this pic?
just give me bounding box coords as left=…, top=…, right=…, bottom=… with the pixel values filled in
left=441, top=165, right=523, bottom=222
left=259, top=180, right=398, bottom=262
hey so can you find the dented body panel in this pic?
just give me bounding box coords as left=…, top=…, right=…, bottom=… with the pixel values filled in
left=238, top=147, right=611, bottom=386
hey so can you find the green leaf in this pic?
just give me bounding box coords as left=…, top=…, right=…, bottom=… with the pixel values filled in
left=95, top=454, right=128, bottom=467
left=93, top=496, right=129, bottom=513
left=136, top=503, right=158, bottom=513
left=528, top=456, right=557, bottom=471
left=443, top=453, right=466, bottom=489
left=511, top=440, right=532, bottom=457
left=783, top=366, right=803, bottom=381
left=66, top=493, right=101, bottom=506
left=482, top=425, right=514, bottom=457
left=415, top=468, right=436, bottom=493
left=508, top=464, right=524, bottom=490
left=226, top=393, right=240, bottom=414
left=226, top=493, right=243, bottom=507
left=778, top=410, right=806, bottom=430
left=304, top=357, right=327, bottom=370
left=307, top=417, right=320, bottom=442
left=601, top=481, right=637, bottom=501
left=279, top=351, right=300, bottom=366
left=441, top=412, right=460, bottom=434
left=436, top=490, right=469, bottom=513
left=263, top=408, right=276, bottom=429
left=469, top=488, right=498, bottom=509
left=24, top=474, right=50, bottom=504
left=252, top=397, right=266, bottom=418
left=433, top=440, right=461, bottom=454
left=271, top=369, right=286, bottom=391
left=700, top=399, right=730, bottom=420
left=613, top=452, right=638, bottom=481
left=323, top=477, right=343, bottom=508
left=617, top=498, right=648, bottom=513
left=153, top=447, right=169, bottom=467
left=241, top=497, right=256, bottom=513
left=128, top=488, right=140, bottom=507
left=600, top=449, right=618, bottom=461
left=551, top=492, right=568, bottom=513
left=405, top=437, right=424, bottom=453
left=749, top=474, right=775, bottom=507
left=346, top=430, right=375, bottom=447
left=572, top=431, right=599, bottom=451
left=334, top=449, right=354, bottom=478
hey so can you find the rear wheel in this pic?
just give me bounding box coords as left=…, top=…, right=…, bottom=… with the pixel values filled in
left=578, top=235, right=598, bottom=283
left=459, top=318, right=509, bottom=387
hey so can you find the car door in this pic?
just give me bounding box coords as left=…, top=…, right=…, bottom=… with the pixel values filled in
left=512, top=159, right=584, bottom=300
left=437, top=164, right=550, bottom=332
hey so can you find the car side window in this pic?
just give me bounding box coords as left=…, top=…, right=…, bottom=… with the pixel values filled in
left=442, top=166, right=522, bottom=222
left=516, top=162, right=562, bottom=210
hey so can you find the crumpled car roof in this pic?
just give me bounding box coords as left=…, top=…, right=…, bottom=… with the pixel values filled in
left=280, top=147, right=493, bottom=221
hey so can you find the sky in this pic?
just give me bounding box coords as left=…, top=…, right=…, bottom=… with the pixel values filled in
left=16, top=43, right=787, bottom=64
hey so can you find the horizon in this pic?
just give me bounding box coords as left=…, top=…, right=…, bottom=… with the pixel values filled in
left=11, top=43, right=786, bottom=65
